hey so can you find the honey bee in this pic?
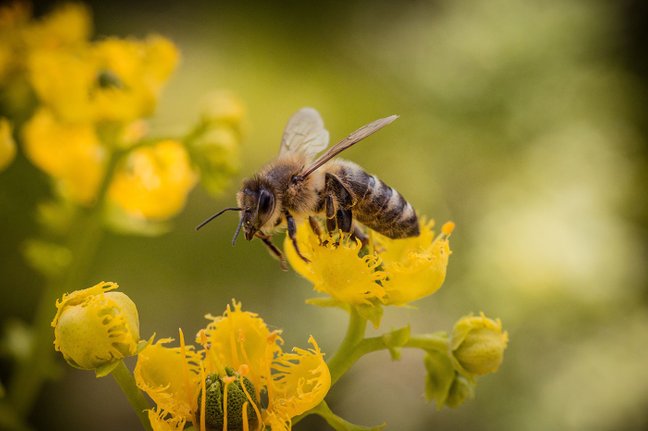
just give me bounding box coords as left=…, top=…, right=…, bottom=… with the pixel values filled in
left=197, top=108, right=419, bottom=269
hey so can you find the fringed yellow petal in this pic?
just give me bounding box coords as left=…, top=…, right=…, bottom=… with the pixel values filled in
left=268, top=336, right=331, bottom=421
left=285, top=223, right=387, bottom=305
left=147, top=408, right=187, bottom=431
left=134, top=338, right=201, bottom=422
left=199, top=301, right=282, bottom=396
left=378, top=219, right=453, bottom=306
left=108, top=140, right=197, bottom=220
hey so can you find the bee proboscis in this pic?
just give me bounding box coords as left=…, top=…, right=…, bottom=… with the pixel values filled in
left=197, top=107, right=419, bottom=269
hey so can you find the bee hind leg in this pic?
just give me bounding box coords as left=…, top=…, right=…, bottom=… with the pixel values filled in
left=256, top=233, right=288, bottom=271
left=285, top=210, right=310, bottom=264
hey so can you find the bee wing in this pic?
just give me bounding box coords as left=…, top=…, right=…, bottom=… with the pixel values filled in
left=299, top=114, right=399, bottom=178
left=279, top=107, right=330, bottom=160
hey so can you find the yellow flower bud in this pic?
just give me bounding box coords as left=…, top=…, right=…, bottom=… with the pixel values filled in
left=450, top=313, right=508, bottom=377
left=200, top=91, right=245, bottom=129
left=0, top=118, right=16, bottom=171
left=51, top=281, right=139, bottom=372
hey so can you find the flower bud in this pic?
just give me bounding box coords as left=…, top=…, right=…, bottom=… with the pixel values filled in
left=450, top=313, right=508, bottom=377
left=51, top=281, right=139, bottom=372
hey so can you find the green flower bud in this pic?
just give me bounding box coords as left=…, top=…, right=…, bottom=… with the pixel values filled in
left=450, top=313, right=508, bottom=377
left=445, top=375, right=475, bottom=408
left=51, top=281, right=139, bottom=372
left=198, top=367, right=259, bottom=431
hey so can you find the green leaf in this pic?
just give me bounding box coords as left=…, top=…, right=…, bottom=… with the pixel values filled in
left=382, top=325, right=411, bottom=360
left=95, top=360, right=120, bottom=378
left=423, top=350, right=455, bottom=409
left=21, top=239, right=72, bottom=278
left=354, top=303, right=383, bottom=329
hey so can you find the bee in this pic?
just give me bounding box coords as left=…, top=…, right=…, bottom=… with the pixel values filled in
left=196, top=108, right=419, bottom=269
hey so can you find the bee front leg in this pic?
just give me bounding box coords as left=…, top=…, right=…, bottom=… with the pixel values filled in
left=285, top=210, right=310, bottom=263
left=256, top=232, right=288, bottom=271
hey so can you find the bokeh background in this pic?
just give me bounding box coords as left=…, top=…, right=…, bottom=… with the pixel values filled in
left=2, top=0, right=648, bottom=430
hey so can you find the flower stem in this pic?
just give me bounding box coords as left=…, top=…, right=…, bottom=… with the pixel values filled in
left=305, top=401, right=384, bottom=431
left=111, top=361, right=152, bottom=431
left=326, top=307, right=367, bottom=385
left=7, top=149, right=122, bottom=419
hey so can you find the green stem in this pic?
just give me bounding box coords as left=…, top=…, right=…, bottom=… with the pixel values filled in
left=329, top=331, right=449, bottom=388
left=299, top=401, right=383, bottom=431
left=326, top=308, right=367, bottom=385
left=111, top=361, right=152, bottom=431
left=7, top=149, right=123, bottom=420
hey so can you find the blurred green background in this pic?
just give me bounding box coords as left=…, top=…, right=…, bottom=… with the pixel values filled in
left=2, top=0, right=648, bottom=429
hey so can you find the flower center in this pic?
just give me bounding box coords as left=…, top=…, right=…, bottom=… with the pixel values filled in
left=199, top=367, right=260, bottom=431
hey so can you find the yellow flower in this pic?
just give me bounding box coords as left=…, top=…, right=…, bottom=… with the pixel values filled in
left=450, top=313, right=509, bottom=377
left=285, top=218, right=453, bottom=308
left=28, top=35, right=179, bottom=123
left=23, top=3, right=91, bottom=51
left=135, top=302, right=330, bottom=431
left=51, top=281, right=139, bottom=372
left=108, top=140, right=197, bottom=220
left=22, top=108, right=105, bottom=204
left=0, top=118, right=16, bottom=171
left=285, top=229, right=387, bottom=305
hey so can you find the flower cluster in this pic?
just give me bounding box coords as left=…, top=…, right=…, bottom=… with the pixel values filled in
left=51, top=283, right=330, bottom=431
left=0, top=2, right=242, bottom=225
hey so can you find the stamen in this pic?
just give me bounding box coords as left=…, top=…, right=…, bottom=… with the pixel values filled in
left=242, top=402, right=249, bottom=431
left=178, top=329, right=195, bottom=417
left=239, top=374, right=263, bottom=431
left=222, top=378, right=233, bottom=431
left=441, top=221, right=455, bottom=236
left=200, top=362, right=207, bottom=431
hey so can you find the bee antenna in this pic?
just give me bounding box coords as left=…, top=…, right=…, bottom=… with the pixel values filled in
left=231, top=217, right=245, bottom=246
left=195, top=207, right=242, bottom=231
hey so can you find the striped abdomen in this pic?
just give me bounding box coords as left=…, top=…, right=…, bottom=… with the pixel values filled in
left=331, top=161, right=419, bottom=238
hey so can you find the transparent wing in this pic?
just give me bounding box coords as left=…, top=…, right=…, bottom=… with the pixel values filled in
left=299, top=114, right=399, bottom=179
left=279, top=107, right=330, bottom=160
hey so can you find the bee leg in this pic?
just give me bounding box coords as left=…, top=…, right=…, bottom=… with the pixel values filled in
left=336, top=208, right=353, bottom=233
left=256, top=233, right=288, bottom=271
left=352, top=223, right=369, bottom=247
left=324, top=173, right=355, bottom=235
left=308, top=216, right=323, bottom=244
left=285, top=210, right=310, bottom=263
left=325, top=195, right=337, bottom=233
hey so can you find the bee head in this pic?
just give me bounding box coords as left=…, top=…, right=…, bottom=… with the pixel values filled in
left=236, top=178, right=276, bottom=241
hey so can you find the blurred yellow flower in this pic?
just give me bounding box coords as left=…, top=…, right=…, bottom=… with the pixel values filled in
left=285, top=219, right=453, bottom=308
left=108, top=140, right=197, bottom=220
left=450, top=313, right=509, bottom=377
left=28, top=35, right=179, bottom=123
left=51, top=281, right=139, bottom=372
left=135, top=302, right=330, bottom=431
left=0, top=118, right=16, bottom=171
left=23, top=3, right=91, bottom=50
left=22, top=108, right=105, bottom=204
